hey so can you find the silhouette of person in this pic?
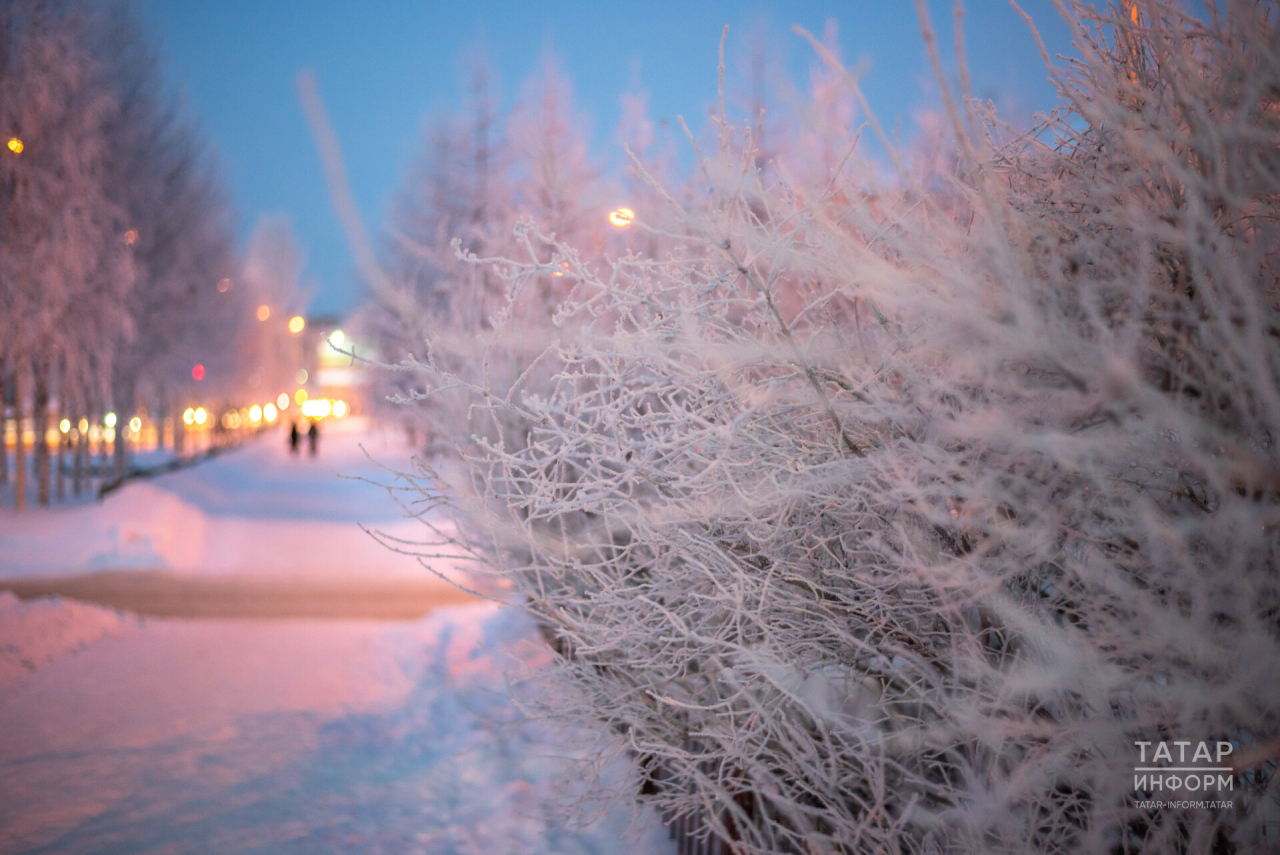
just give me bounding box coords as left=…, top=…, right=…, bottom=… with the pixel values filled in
left=307, top=420, right=318, bottom=456
left=289, top=421, right=300, bottom=454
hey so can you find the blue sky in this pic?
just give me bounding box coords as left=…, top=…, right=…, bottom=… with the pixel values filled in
left=140, top=1, right=1078, bottom=316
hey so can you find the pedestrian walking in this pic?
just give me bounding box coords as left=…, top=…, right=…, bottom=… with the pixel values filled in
left=307, top=420, right=318, bottom=457
left=289, top=421, right=300, bottom=454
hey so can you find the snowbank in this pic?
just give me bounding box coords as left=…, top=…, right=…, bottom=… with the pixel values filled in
left=0, top=591, right=135, bottom=688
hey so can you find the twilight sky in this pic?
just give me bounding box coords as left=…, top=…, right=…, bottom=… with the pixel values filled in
left=140, top=0, right=1077, bottom=317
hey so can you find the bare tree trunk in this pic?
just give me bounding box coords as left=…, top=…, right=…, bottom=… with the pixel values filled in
left=55, top=416, right=66, bottom=502
left=34, top=363, right=50, bottom=506
left=95, top=410, right=107, bottom=492
left=113, top=416, right=126, bottom=481
left=0, top=364, right=8, bottom=492
left=14, top=369, right=25, bottom=513
left=155, top=392, right=166, bottom=451
left=73, top=417, right=84, bottom=496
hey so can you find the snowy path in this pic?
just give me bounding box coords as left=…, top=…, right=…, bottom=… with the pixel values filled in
left=0, top=419, right=459, bottom=581
left=0, top=425, right=673, bottom=854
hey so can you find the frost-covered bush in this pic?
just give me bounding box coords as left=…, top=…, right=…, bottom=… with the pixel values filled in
left=384, top=3, right=1280, bottom=852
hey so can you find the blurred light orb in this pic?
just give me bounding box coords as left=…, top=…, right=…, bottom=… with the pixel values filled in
left=124, top=229, right=138, bottom=245
left=288, top=316, right=305, bottom=334
left=257, top=305, right=271, bottom=322
left=192, top=363, right=205, bottom=381
left=78, top=418, right=88, bottom=433
left=295, top=368, right=308, bottom=384
left=333, top=400, right=347, bottom=418
left=249, top=405, right=263, bottom=423
left=301, top=399, right=331, bottom=419
left=295, top=389, right=308, bottom=405
left=129, top=416, right=142, bottom=432
left=7, top=137, right=22, bottom=153
left=330, top=329, right=345, bottom=347
left=183, top=408, right=195, bottom=425
left=276, top=392, right=290, bottom=410
left=608, top=207, right=635, bottom=227
left=217, top=278, right=231, bottom=293
left=59, top=418, right=71, bottom=433
left=222, top=411, right=240, bottom=429
left=194, top=407, right=208, bottom=426
left=104, top=412, right=117, bottom=428
left=104, top=427, right=116, bottom=443
left=263, top=403, right=278, bottom=422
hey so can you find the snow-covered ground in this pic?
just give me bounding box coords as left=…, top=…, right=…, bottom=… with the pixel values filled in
left=0, top=424, right=674, bottom=854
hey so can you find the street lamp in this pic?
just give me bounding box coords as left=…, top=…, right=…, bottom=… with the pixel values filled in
left=6, top=137, right=22, bottom=154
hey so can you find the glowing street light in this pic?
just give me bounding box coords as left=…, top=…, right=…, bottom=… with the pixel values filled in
left=59, top=419, right=71, bottom=433
left=129, top=416, right=142, bottom=432
left=330, top=329, right=345, bottom=347
left=294, top=389, right=308, bottom=405
left=333, top=400, right=348, bottom=417
left=257, top=305, right=271, bottom=322
left=194, top=407, right=208, bottom=426
left=104, top=412, right=117, bottom=428
left=264, top=403, right=279, bottom=422
left=183, top=408, right=195, bottom=425
left=288, top=315, right=305, bottom=333
left=608, top=207, right=635, bottom=227
left=249, top=405, right=263, bottom=423
left=276, top=392, right=290, bottom=410
left=6, top=137, right=22, bottom=154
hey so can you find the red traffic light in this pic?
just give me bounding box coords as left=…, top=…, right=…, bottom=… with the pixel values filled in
left=192, top=364, right=205, bottom=381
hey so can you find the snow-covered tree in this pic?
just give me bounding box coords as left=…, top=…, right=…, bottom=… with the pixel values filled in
left=0, top=0, right=132, bottom=508
left=0, top=0, right=244, bottom=507
left=378, top=2, right=1280, bottom=852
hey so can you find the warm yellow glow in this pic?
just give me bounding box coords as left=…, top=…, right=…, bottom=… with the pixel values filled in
left=264, top=403, right=278, bottom=422
left=295, top=389, right=308, bottom=405
left=59, top=418, right=71, bottom=433
left=124, top=229, right=138, bottom=245
left=194, top=407, right=208, bottom=426
left=7, top=137, right=22, bottom=154
left=217, top=278, right=231, bottom=293
left=104, top=427, right=116, bottom=443
left=295, top=368, right=308, bottom=384
left=89, top=425, right=102, bottom=442
left=249, top=405, right=263, bottom=423
left=332, top=400, right=348, bottom=417
left=276, top=392, right=290, bottom=410
left=608, top=207, right=635, bottom=227
left=183, top=408, right=195, bottom=425
left=257, top=305, right=271, bottom=322
left=301, top=398, right=331, bottom=419
left=129, top=416, right=142, bottom=432
left=222, top=411, right=241, bottom=429
left=78, top=418, right=89, bottom=433
left=289, top=316, right=306, bottom=333
left=330, top=329, right=345, bottom=347
left=104, top=412, right=117, bottom=428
